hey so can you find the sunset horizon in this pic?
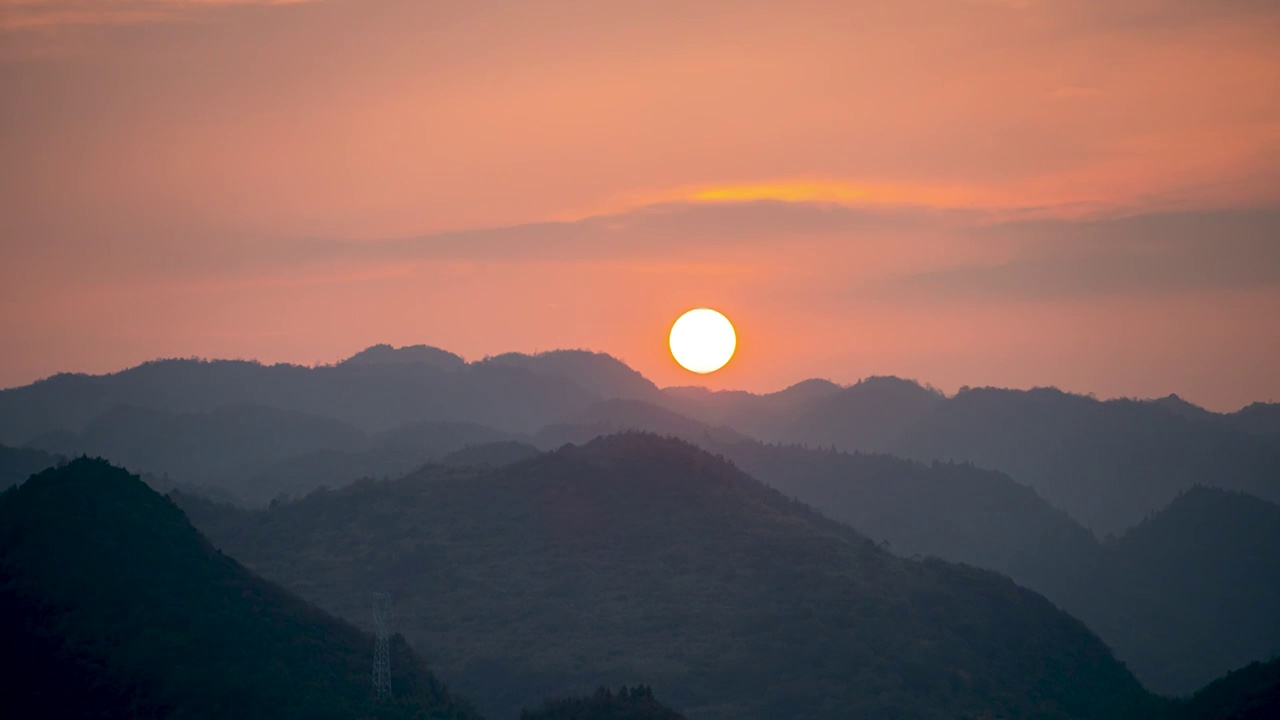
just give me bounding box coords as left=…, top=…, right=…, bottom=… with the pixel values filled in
left=3, top=4, right=1279, bottom=718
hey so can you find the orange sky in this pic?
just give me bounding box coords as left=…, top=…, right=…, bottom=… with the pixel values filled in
left=2, top=0, right=1279, bottom=410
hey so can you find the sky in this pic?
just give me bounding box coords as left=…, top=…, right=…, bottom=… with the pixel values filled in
left=1, top=0, right=1278, bottom=410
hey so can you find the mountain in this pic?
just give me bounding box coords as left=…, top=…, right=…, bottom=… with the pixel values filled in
left=522, top=686, right=686, bottom=720
left=180, top=433, right=1154, bottom=720
left=480, top=350, right=661, bottom=403
left=716, top=440, right=1280, bottom=695
left=341, top=343, right=467, bottom=371
left=0, top=355, right=598, bottom=444
left=0, top=458, right=480, bottom=720
left=658, top=379, right=842, bottom=439
left=1055, top=488, right=1280, bottom=695
left=700, top=378, right=1280, bottom=538
left=778, top=376, right=946, bottom=450
left=715, top=441, right=1099, bottom=593
left=0, top=443, right=61, bottom=489
left=1149, top=394, right=1220, bottom=424
left=533, top=399, right=750, bottom=449
left=1231, top=403, right=1280, bottom=437
left=441, top=441, right=542, bottom=468
left=1167, top=658, right=1280, bottom=720
left=244, top=420, right=513, bottom=505
left=26, top=403, right=367, bottom=491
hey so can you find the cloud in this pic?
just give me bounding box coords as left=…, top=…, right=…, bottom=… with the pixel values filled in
left=880, top=208, right=1280, bottom=302
left=262, top=200, right=1280, bottom=307
left=0, top=0, right=316, bottom=31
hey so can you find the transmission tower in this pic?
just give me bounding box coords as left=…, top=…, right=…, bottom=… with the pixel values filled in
left=372, top=592, right=393, bottom=700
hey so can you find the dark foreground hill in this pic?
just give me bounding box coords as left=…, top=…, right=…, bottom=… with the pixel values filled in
left=1166, top=657, right=1280, bottom=720
left=0, top=458, right=480, bottom=720
left=182, top=434, right=1154, bottom=720
left=522, top=686, right=686, bottom=720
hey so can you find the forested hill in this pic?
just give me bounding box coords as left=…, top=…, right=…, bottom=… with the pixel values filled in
left=0, top=458, right=481, bottom=720
left=1165, top=657, right=1280, bottom=720
left=182, top=433, right=1155, bottom=720
left=521, top=686, right=686, bottom=720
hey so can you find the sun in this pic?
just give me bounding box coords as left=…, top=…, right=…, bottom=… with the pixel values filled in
left=669, top=308, right=737, bottom=374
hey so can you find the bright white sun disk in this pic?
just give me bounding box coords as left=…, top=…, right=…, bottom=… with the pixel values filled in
left=669, top=308, right=737, bottom=374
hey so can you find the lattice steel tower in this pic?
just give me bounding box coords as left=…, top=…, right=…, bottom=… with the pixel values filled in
left=372, top=592, right=393, bottom=700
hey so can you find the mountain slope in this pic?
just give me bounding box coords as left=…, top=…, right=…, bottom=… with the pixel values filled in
left=0, top=443, right=61, bottom=489
left=881, top=387, right=1280, bottom=537
left=183, top=434, right=1154, bottom=720
left=0, top=458, right=480, bottom=720
left=715, top=441, right=1099, bottom=592
left=1167, top=658, right=1280, bottom=720
left=522, top=686, right=686, bottom=720
left=532, top=399, right=750, bottom=449
left=1058, top=488, right=1280, bottom=695
left=479, top=350, right=661, bottom=403
left=715, top=441, right=1280, bottom=695
left=779, top=376, right=946, bottom=450
left=26, top=403, right=367, bottom=489
left=0, top=355, right=599, bottom=444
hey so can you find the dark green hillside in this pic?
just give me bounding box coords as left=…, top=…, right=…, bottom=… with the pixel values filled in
left=522, top=686, right=686, bottom=720
left=1166, top=658, right=1280, bottom=720
left=0, top=458, right=480, bottom=720
left=184, top=434, right=1153, bottom=720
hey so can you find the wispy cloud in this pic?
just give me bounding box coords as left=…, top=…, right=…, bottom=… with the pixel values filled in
left=0, top=0, right=316, bottom=31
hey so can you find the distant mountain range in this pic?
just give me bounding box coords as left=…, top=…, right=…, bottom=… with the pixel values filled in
left=3, top=344, right=1279, bottom=701
left=4, top=345, right=1276, bottom=535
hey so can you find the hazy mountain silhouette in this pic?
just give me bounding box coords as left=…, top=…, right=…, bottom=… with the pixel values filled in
left=716, top=441, right=1280, bottom=694
left=440, top=441, right=542, bottom=468
left=340, top=343, right=467, bottom=371
left=26, top=404, right=366, bottom=489
left=0, top=458, right=480, bottom=720
left=9, top=349, right=1275, bottom=539
left=1053, top=488, right=1280, bottom=695
left=776, top=376, right=946, bottom=450
left=665, top=375, right=1280, bottom=539
left=0, top=443, right=62, bottom=489
left=884, top=387, right=1280, bottom=536
left=715, top=441, right=1099, bottom=591
left=0, top=351, right=599, bottom=443
left=479, top=350, right=662, bottom=403
left=1149, top=394, right=1222, bottom=424
left=659, top=379, right=842, bottom=439
left=243, top=420, right=514, bottom=505
left=181, top=434, right=1154, bottom=720
left=532, top=399, right=750, bottom=449
left=1232, top=402, right=1280, bottom=436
